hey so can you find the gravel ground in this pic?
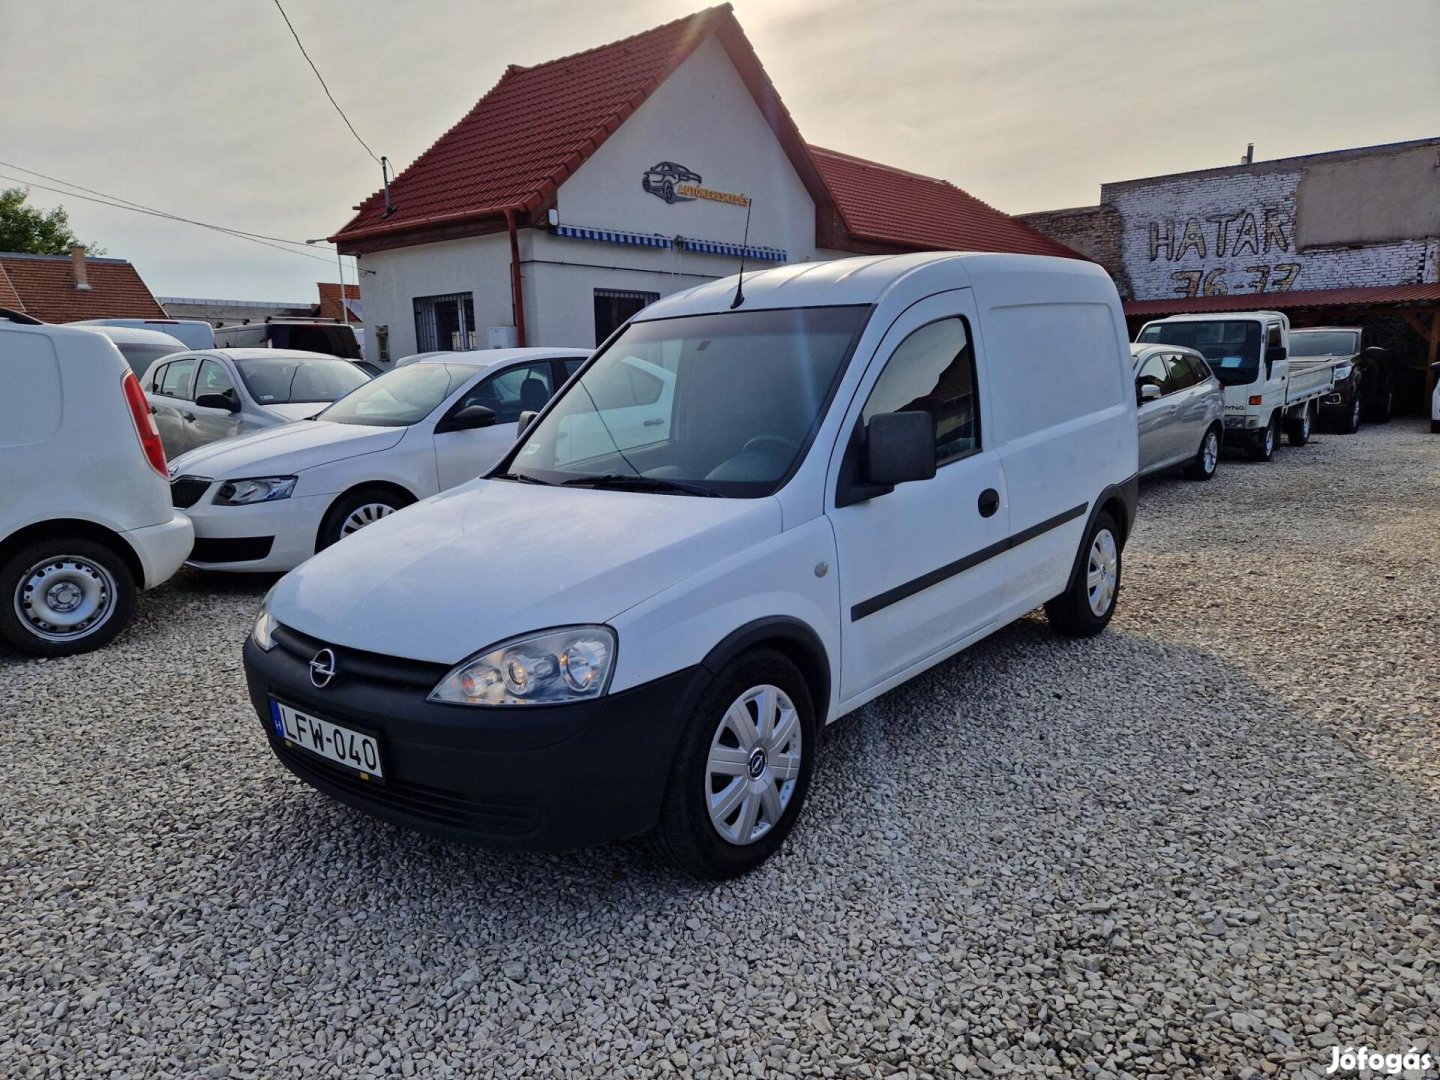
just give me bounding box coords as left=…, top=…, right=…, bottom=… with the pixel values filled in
left=3, top=420, right=1438, bottom=1079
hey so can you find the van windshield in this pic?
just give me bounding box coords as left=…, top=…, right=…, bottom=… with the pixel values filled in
left=500, top=306, right=869, bottom=497
left=1138, top=320, right=1261, bottom=385
left=318, top=363, right=474, bottom=426
left=234, top=356, right=370, bottom=404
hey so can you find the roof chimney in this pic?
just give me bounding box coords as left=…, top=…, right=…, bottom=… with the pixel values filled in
left=69, top=244, right=92, bottom=291
left=1242, top=143, right=1255, bottom=166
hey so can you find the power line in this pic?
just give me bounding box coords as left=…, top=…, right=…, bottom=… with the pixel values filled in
left=0, top=159, right=323, bottom=251
left=271, top=0, right=381, bottom=165
left=0, top=171, right=337, bottom=267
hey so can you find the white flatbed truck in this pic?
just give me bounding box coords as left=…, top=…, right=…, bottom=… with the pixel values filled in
left=1136, top=310, right=1343, bottom=461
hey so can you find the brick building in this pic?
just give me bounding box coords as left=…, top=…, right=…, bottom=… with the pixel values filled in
left=1019, top=139, right=1440, bottom=407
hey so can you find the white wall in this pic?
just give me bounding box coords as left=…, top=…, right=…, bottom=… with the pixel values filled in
left=554, top=36, right=819, bottom=262
left=356, top=233, right=513, bottom=361
left=1106, top=167, right=1435, bottom=302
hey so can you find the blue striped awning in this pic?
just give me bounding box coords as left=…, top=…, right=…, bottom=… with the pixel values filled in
left=552, top=223, right=787, bottom=263
left=680, top=238, right=787, bottom=263
left=554, top=225, right=672, bottom=249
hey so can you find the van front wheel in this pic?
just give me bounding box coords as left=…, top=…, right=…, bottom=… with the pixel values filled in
left=652, top=649, right=816, bottom=879
left=1044, top=511, right=1121, bottom=637
left=1249, top=415, right=1278, bottom=461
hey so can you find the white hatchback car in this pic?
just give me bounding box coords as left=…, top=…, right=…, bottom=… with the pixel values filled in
left=167, top=347, right=590, bottom=571
left=141, top=348, right=373, bottom=459
left=0, top=314, right=192, bottom=655
left=242, top=253, right=1139, bottom=878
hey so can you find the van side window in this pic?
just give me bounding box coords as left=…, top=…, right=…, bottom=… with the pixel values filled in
left=158, top=358, right=196, bottom=399
left=1266, top=324, right=1283, bottom=356
left=863, top=318, right=979, bottom=466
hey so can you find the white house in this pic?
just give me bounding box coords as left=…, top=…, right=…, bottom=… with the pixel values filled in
left=332, top=4, right=1079, bottom=362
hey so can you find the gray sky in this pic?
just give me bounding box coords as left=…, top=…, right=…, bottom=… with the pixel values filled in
left=2, top=0, right=1436, bottom=303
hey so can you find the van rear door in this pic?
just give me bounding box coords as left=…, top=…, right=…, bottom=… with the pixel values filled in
left=827, top=290, right=1010, bottom=701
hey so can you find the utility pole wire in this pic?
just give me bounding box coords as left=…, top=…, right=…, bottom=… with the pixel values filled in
left=0, top=159, right=325, bottom=251
left=271, top=0, right=381, bottom=165
left=0, top=172, right=338, bottom=268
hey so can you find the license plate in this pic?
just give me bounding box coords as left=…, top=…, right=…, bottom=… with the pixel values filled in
left=270, top=699, right=384, bottom=780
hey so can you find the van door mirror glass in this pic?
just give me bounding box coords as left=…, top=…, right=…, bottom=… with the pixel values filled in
left=864, top=411, right=936, bottom=488
left=1270, top=345, right=1287, bottom=362
left=195, top=393, right=240, bottom=413
left=1137, top=383, right=1162, bottom=403
left=441, top=404, right=496, bottom=432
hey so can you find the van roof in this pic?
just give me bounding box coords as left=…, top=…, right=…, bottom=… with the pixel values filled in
left=639, top=252, right=1111, bottom=320
left=1142, top=310, right=1289, bottom=323
left=73, top=324, right=188, bottom=348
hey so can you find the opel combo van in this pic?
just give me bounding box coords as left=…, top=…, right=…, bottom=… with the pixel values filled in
left=243, top=253, right=1139, bottom=877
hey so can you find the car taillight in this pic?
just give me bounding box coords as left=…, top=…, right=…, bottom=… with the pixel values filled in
left=121, top=371, right=168, bottom=477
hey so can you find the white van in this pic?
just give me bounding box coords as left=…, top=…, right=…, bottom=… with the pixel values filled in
left=77, top=324, right=188, bottom=378
left=0, top=313, right=193, bottom=655
left=72, top=317, right=215, bottom=352
left=242, top=253, right=1138, bottom=877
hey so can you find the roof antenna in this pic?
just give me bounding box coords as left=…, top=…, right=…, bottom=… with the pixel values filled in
left=381, top=155, right=393, bottom=216
left=730, top=196, right=752, bottom=309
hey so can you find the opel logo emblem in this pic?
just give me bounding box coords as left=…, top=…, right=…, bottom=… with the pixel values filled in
left=309, top=648, right=338, bottom=688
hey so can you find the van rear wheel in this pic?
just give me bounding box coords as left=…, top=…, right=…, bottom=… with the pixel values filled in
left=0, top=538, right=136, bottom=657
left=1044, top=511, right=1121, bottom=638
left=651, top=648, right=816, bottom=879
left=1285, top=404, right=1312, bottom=446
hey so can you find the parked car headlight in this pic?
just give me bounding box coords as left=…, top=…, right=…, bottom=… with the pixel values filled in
left=1333, top=362, right=1353, bottom=381
left=214, top=477, right=297, bottom=505
left=429, top=626, right=616, bottom=706
left=252, top=588, right=279, bottom=651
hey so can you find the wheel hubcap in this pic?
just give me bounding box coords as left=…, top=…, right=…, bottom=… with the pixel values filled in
left=1203, top=433, right=1218, bottom=473
left=1265, top=424, right=1275, bottom=453
left=1086, top=529, right=1118, bottom=617
left=341, top=502, right=396, bottom=536
left=1302, top=410, right=1311, bottom=437
left=15, top=556, right=116, bottom=641
left=706, top=684, right=801, bottom=846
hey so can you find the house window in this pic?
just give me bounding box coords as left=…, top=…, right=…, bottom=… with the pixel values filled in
left=413, top=293, right=477, bottom=352
left=594, top=289, right=659, bottom=346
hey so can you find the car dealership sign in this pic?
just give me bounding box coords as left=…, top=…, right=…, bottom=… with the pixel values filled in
left=642, top=161, right=750, bottom=207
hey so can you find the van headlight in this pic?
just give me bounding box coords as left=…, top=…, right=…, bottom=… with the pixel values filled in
left=429, top=626, right=616, bottom=706
left=215, top=477, right=297, bottom=505
left=252, top=588, right=279, bottom=651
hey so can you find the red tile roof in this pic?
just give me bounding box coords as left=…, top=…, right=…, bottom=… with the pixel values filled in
left=0, top=252, right=166, bottom=323
left=334, top=5, right=825, bottom=247
left=811, top=146, right=1083, bottom=259
left=1124, top=283, right=1440, bottom=317
left=316, top=281, right=361, bottom=322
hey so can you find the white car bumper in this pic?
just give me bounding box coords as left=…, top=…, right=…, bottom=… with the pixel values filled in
left=124, top=512, right=195, bottom=589
left=182, top=490, right=333, bottom=573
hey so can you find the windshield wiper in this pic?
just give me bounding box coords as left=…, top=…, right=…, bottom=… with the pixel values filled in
left=560, top=473, right=723, bottom=498
left=494, top=472, right=553, bottom=486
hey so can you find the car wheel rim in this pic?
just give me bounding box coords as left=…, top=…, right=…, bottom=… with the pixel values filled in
left=1086, top=529, right=1118, bottom=617
left=1203, top=432, right=1218, bottom=473
left=340, top=502, right=395, bottom=536
left=706, top=684, right=801, bottom=846
left=1265, top=424, right=1275, bottom=454
left=1302, top=409, right=1311, bottom=437
left=14, top=556, right=116, bottom=642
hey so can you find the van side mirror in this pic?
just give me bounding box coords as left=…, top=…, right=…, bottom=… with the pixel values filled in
left=195, top=393, right=240, bottom=413
left=518, top=409, right=539, bottom=433
left=1137, top=383, right=1162, bottom=403
left=1270, top=345, right=1287, bottom=362
left=864, top=411, right=936, bottom=488
left=438, top=404, right=496, bottom=433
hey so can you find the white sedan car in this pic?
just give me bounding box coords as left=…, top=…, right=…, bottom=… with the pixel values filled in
left=166, top=347, right=590, bottom=571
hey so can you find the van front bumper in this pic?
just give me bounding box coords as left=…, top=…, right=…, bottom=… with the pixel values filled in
left=125, top=512, right=194, bottom=589
left=243, top=634, right=704, bottom=849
